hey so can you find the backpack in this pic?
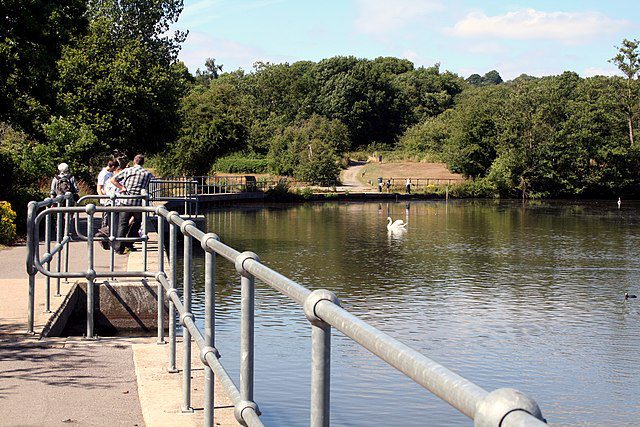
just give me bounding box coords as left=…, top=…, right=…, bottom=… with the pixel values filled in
left=56, top=174, right=72, bottom=195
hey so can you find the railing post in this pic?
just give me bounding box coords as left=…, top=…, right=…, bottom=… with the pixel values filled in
left=109, top=197, right=116, bottom=278
left=235, top=251, right=259, bottom=403
left=63, top=194, right=71, bottom=285
left=304, top=290, right=340, bottom=427
left=44, top=209, right=51, bottom=313
left=184, top=181, right=188, bottom=215
left=157, top=214, right=165, bottom=344
left=26, top=201, right=37, bottom=334
left=168, top=214, right=178, bottom=373
left=181, top=220, right=195, bottom=413
left=56, top=208, right=63, bottom=296
left=202, top=233, right=219, bottom=427
left=142, top=190, right=148, bottom=272
left=85, top=204, right=96, bottom=339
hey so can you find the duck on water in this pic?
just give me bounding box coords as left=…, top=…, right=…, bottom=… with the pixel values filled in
left=624, top=292, right=637, bottom=300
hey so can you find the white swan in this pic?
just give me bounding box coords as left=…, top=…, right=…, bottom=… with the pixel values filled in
left=387, top=217, right=407, bottom=231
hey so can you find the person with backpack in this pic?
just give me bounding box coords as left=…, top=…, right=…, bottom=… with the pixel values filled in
left=50, top=163, right=78, bottom=199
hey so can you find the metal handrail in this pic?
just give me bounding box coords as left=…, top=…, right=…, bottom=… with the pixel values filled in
left=25, top=197, right=548, bottom=427
left=148, top=179, right=199, bottom=215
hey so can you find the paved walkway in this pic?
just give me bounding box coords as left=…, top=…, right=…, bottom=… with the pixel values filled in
left=1, top=234, right=239, bottom=426
left=0, top=241, right=143, bottom=426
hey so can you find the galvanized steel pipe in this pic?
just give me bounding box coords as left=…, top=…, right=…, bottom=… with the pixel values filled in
left=182, top=222, right=194, bottom=413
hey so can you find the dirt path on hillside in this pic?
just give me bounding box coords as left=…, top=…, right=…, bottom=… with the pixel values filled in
left=339, top=161, right=463, bottom=191
left=339, top=161, right=372, bottom=191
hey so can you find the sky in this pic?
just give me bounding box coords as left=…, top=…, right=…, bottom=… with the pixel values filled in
left=175, top=0, right=640, bottom=80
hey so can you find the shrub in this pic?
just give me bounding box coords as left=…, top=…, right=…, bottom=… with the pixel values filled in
left=0, top=201, right=17, bottom=245
left=265, top=179, right=301, bottom=202
left=212, top=154, right=269, bottom=174
left=448, top=178, right=498, bottom=198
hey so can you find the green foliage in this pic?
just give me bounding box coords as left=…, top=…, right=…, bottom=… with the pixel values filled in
left=0, top=201, right=17, bottom=245
left=399, top=114, right=449, bottom=157
left=442, top=86, right=504, bottom=178
left=448, top=179, right=498, bottom=198
left=0, top=123, right=49, bottom=232
left=393, top=64, right=464, bottom=123
left=298, top=187, right=314, bottom=199
left=212, top=154, right=269, bottom=174
left=436, top=67, right=640, bottom=198
left=55, top=0, right=190, bottom=155
left=268, top=115, right=349, bottom=183
left=158, top=81, right=250, bottom=176
left=466, top=70, right=504, bottom=87
left=264, top=179, right=301, bottom=201
left=609, top=38, right=640, bottom=146
left=314, top=56, right=406, bottom=148
left=0, top=0, right=87, bottom=135
left=42, top=117, right=105, bottom=181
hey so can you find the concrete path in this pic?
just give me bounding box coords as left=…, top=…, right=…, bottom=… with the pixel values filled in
left=0, top=242, right=142, bottom=426
left=0, top=337, right=145, bottom=426
left=1, top=234, right=240, bottom=426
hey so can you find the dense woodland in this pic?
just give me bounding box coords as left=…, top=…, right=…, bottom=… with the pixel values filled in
left=1, top=0, right=640, bottom=224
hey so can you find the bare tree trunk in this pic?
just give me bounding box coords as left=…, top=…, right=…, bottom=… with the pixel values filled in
left=628, top=109, right=635, bottom=146
left=627, top=85, right=635, bottom=146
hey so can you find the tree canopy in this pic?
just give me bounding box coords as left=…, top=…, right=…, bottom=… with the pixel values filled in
left=1, top=2, right=639, bottom=205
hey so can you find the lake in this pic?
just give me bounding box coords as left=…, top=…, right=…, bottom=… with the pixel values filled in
left=179, top=200, right=640, bottom=426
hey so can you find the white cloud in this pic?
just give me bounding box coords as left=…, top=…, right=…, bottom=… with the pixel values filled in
left=449, top=9, right=628, bottom=43
left=583, top=66, right=622, bottom=77
left=179, top=31, right=294, bottom=72
left=354, top=0, right=442, bottom=36
left=402, top=50, right=419, bottom=62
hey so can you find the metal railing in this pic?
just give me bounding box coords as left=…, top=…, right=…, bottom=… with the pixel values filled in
left=149, top=178, right=199, bottom=215
left=26, top=194, right=548, bottom=427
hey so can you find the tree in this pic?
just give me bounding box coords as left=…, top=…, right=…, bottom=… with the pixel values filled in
left=314, top=57, right=405, bottom=148
left=268, top=115, right=349, bottom=182
left=54, top=0, right=190, bottom=162
left=442, top=86, right=505, bottom=179
left=466, top=70, right=503, bottom=87
left=0, top=0, right=87, bottom=135
left=610, top=38, right=640, bottom=145
left=160, top=81, right=250, bottom=176
left=393, top=64, right=464, bottom=124
left=195, top=58, right=224, bottom=86
left=482, top=70, right=503, bottom=85
left=466, top=74, right=483, bottom=86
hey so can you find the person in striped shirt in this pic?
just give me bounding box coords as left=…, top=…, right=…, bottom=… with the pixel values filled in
left=109, top=154, right=154, bottom=254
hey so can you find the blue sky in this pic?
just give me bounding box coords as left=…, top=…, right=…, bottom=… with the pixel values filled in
left=176, top=0, right=639, bottom=80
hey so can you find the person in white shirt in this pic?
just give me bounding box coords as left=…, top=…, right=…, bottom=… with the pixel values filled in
left=104, top=158, right=126, bottom=205
left=97, top=159, right=116, bottom=228
left=95, top=158, right=126, bottom=248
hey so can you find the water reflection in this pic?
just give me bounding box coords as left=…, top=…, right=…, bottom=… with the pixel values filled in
left=179, top=200, right=640, bottom=426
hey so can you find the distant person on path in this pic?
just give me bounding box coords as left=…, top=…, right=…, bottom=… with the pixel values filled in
left=378, top=177, right=383, bottom=192
left=97, top=158, right=117, bottom=228
left=109, top=154, right=153, bottom=254
left=50, top=162, right=78, bottom=200
left=405, top=178, right=411, bottom=194
left=386, top=179, right=391, bottom=193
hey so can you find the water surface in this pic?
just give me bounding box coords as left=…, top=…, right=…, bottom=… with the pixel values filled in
left=181, top=200, right=640, bottom=426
